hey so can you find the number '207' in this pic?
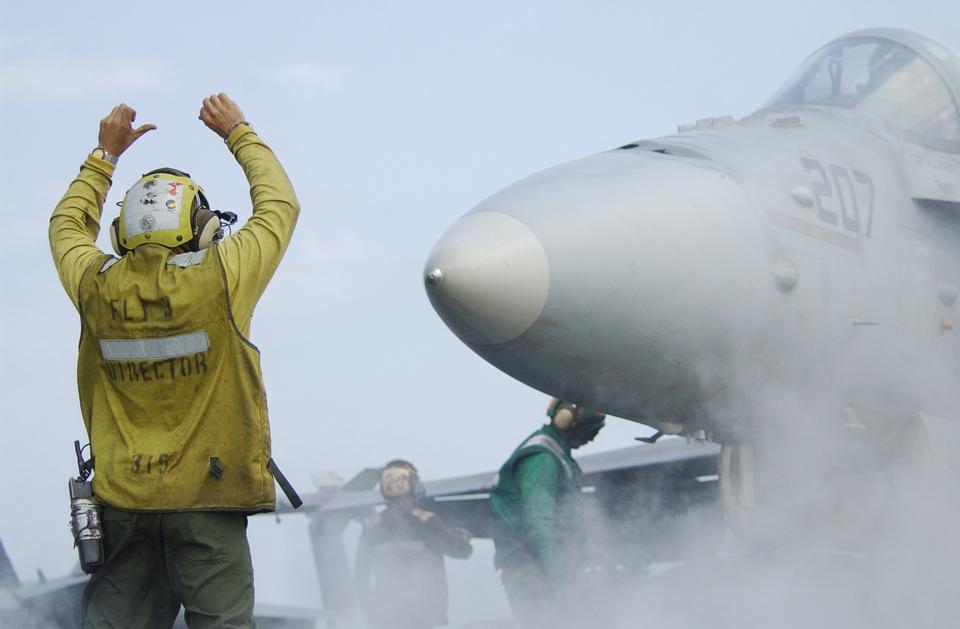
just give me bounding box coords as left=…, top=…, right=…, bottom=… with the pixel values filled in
left=800, top=158, right=875, bottom=238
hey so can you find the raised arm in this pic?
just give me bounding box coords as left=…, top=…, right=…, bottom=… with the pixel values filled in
left=49, top=104, right=155, bottom=308
left=201, top=93, right=301, bottom=328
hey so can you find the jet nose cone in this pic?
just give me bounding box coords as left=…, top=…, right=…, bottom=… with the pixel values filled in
left=424, top=211, right=549, bottom=345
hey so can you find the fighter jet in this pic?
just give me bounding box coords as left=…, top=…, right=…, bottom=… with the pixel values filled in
left=424, top=28, right=960, bottom=538
left=0, top=536, right=320, bottom=628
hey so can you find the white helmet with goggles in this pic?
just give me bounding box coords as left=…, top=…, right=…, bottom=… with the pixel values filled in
left=379, top=459, right=425, bottom=500
left=110, top=167, right=234, bottom=256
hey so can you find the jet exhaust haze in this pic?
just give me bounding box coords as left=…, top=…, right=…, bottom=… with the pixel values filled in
left=424, top=27, right=960, bottom=629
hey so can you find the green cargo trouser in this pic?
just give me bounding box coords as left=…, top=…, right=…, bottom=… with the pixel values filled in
left=81, top=507, right=256, bottom=629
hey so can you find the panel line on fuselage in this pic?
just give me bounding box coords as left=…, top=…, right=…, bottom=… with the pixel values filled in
left=766, top=209, right=862, bottom=253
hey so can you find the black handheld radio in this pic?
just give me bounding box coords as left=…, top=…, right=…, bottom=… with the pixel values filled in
left=69, top=441, right=104, bottom=574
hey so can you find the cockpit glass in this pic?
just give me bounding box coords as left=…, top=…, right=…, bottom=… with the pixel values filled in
left=766, top=37, right=960, bottom=150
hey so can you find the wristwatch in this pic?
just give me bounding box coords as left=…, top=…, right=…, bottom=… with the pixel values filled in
left=91, top=147, right=119, bottom=166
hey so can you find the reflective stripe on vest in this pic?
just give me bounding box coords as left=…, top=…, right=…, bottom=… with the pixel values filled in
left=517, top=434, right=575, bottom=480
left=76, top=246, right=275, bottom=512
left=100, top=331, right=209, bottom=361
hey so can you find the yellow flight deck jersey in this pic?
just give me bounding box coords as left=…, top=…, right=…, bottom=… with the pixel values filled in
left=49, top=126, right=300, bottom=512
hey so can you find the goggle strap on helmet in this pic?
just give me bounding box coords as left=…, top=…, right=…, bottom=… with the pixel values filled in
left=546, top=398, right=562, bottom=419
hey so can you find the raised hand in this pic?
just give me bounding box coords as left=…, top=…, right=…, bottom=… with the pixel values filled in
left=98, top=104, right=156, bottom=156
left=199, top=93, right=247, bottom=138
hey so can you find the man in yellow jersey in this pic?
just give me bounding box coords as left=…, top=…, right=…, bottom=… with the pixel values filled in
left=49, top=94, right=300, bottom=628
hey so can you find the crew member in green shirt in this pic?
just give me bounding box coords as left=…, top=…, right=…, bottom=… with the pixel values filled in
left=489, top=399, right=606, bottom=628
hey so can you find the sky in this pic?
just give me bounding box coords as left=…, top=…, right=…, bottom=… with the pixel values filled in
left=2, top=0, right=960, bottom=622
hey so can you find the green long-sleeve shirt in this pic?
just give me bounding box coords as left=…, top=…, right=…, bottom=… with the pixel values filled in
left=489, top=425, right=583, bottom=578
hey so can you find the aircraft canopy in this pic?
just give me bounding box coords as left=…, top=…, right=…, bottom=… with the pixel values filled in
left=766, top=29, right=960, bottom=152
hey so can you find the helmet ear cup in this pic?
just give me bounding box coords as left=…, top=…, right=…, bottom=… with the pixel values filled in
left=110, top=217, right=129, bottom=256
left=553, top=407, right=575, bottom=430
left=188, top=207, right=221, bottom=252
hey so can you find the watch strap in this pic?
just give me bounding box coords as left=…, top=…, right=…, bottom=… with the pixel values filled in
left=92, top=147, right=119, bottom=166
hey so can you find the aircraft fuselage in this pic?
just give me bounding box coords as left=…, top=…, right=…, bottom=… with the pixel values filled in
left=425, top=29, right=960, bottom=439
